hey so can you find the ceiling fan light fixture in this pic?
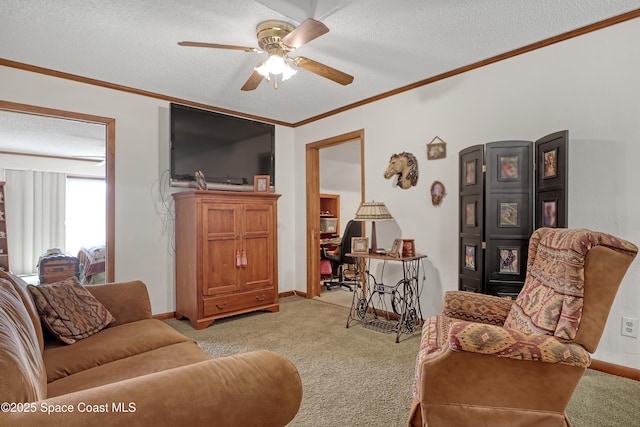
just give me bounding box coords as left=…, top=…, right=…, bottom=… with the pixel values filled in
left=264, top=53, right=286, bottom=75
left=281, top=61, right=297, bottom=81
left=255, top=62, right=270, bottom=78
left=255, top=51, right=297, bottom=86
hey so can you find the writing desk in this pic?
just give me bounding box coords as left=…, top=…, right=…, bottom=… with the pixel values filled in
left=345, top=252, right=426, bottom=343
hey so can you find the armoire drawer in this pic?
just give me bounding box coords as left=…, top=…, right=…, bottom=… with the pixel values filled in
left=203, top=288, right=275, bottom=317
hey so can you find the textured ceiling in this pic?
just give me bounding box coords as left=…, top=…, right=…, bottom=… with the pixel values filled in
left=2, top=0, right=640, bottom=127
left=0, top=110, right=105, bottom=159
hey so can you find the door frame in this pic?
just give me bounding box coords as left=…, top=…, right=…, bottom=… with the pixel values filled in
left=0, top=100, right=115, bottom=281
left=305, top=129, right=365, bottom=298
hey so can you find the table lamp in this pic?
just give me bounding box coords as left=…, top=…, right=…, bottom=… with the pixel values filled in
left=354, top=201, right=394, bottom=253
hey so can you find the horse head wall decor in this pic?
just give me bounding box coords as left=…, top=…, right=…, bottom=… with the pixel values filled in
left=384, top=152, right=419, bottom=189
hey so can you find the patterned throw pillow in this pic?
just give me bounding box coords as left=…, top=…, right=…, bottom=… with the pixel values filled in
left=28, top=277, right=115, bottom=344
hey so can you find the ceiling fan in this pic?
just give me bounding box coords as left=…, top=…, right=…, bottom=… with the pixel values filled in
left=178, top=18, right=354, bottom=91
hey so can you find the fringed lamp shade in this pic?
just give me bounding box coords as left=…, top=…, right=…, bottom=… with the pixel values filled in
left=354, top=202, right=393, bottom=253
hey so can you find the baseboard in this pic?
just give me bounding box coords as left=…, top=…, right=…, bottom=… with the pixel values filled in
left=590, top=359, right=640, bottom=381
left=153, top=312, right=175, bottom=320
left=279, top=290, right=307, bottom=298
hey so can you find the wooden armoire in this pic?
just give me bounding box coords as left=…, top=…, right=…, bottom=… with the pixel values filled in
left=173, top=190, right=280, bottom=329
left=459, top=131, right=568, bottom=297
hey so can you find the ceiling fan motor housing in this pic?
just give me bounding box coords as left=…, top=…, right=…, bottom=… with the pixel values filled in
left=256, top=21, right=295, bottom=52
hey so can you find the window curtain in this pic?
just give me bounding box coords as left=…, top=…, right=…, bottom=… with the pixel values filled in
left=4, top=169, right=66, bottom=275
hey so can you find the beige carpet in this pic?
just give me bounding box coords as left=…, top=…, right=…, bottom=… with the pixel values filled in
left=165, top=296, right=640, bottom=427
left=314, top=287, right=354, bottom=308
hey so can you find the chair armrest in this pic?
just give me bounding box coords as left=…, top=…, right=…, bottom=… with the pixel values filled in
left=448, top=321, right=590, bottom=367
left=86, top=280, right=152, bottom=326
left=5, top=350, right=302, bottom=427
left=442, top=291, right=514, bottom=325
left=321, top=247, right=340, bottom=259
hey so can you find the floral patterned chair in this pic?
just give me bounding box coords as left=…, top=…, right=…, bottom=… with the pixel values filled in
left=409, top=228, right=637, bottom=427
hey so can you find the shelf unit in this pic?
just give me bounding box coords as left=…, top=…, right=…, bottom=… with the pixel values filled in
left=0, top=181, right=9, bottom=272
left=320, top=193, right=340, bottom=239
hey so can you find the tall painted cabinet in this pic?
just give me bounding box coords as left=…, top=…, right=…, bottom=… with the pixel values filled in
left=172, top=190, right=280, bottom=329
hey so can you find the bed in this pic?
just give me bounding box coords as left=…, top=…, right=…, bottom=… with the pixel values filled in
left=77, top=244, right=106, bottom=284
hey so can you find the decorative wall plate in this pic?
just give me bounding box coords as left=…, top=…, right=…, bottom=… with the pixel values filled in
left=430, top=180, right=446, bottom=206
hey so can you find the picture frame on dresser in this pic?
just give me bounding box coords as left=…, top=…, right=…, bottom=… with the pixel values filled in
left=254, top=175, right=270, bottom=192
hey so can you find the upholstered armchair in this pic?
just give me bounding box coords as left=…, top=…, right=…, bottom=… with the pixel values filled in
left=409, top=228, right=637, bottom=427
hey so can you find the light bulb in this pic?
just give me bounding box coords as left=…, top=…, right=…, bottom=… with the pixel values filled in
left=265, top=54, right=285, bottom=75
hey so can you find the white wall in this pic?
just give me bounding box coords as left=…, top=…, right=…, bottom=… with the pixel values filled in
left=0, top=67, right=297, bottom=315
left=319, top=141, right=361, bottom=235
left=293, top=17, right=640, bottom=368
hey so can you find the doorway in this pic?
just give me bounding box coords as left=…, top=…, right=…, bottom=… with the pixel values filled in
left=0, top=100, right=115, bottom=281
left=305, top=129, right=365, bottom=298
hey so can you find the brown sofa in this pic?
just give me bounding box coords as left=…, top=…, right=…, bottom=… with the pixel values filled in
left=409, top=228, right=637, bottom=426
left=0, top=272, right=302, bottom=426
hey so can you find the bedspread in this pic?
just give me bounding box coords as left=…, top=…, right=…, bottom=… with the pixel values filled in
left=77, top=245, right=106, bottom=279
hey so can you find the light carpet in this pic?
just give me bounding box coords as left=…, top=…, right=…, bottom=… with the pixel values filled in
left=165, top=296, right=640, bottom=427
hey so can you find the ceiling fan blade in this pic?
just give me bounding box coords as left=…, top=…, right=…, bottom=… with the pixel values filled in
left=281, top=18, right=329, bottom=49
left=292, top=57, right=354, bottom=85
left=241, top=69, right=265, bottom=91
left=178, top=41, right=260, bottom=53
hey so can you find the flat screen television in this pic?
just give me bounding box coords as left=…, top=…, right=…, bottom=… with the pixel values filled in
left=170, top=103, right=275, bottom=189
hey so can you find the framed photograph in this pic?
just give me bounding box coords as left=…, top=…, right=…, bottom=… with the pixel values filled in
left=351, top=237, right=369, bottom=254
left=543, top=200, right=557, bottom=227
left=465, top=160, right=476, bottom=185
left=464, top=244, right=476, bottom=271
left=465, top=202, right=476, bottom=226
left=498, top=202, right=519, bottom=227
left=389, top=238, right=402, bottom=258
left=498, top=247, right=519, bottom=274
left=253, top=175, right=270, bottom=192
left=499, top=155, right=519, bottom=181
left=543, top=148, right=558, bottom=178
left=427, top=136, right=447, bottom=160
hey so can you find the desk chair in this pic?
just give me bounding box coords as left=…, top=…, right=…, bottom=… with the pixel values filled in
left=322, top=220, right=362, bottom=291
